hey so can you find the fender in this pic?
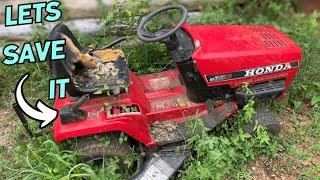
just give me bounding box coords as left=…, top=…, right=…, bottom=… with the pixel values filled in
left=54, top=113, right=155, bottom=147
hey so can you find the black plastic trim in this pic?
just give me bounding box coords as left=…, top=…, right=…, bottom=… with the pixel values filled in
left=235, top=79, right=285, bottom=105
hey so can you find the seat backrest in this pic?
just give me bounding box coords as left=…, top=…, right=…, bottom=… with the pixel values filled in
left=49, top=23, right=87, bottom=76
left=48, top=24, right=130, bottom=96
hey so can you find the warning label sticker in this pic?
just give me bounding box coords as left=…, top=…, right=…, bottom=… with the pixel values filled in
left=140, top=158, right=174, bottom=180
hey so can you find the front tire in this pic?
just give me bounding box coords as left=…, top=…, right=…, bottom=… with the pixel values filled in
left=243, top=108, right=281, bottom=135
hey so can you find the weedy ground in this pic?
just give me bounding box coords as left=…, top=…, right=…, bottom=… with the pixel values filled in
left=0, top=0, right=319, bottom=179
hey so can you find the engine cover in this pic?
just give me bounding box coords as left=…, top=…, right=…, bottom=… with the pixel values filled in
left=183, top=24, right=302, bottom=90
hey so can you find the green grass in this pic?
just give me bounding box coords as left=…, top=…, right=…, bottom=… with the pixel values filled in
left=0, top=0, right=320, bottom=179
left=0, top=40, right=8, bottom=47
left=179, top=100, right=281, bottom=179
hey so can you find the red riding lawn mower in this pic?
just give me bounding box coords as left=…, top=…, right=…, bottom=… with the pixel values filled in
left=45, top=4, right=301, bottom=179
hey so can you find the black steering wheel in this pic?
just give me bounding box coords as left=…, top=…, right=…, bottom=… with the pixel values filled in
left=137, top=4, right=188, bottom=43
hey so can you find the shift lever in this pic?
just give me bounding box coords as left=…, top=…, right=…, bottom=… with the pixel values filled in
left=60, top=94, right=89, bottom=122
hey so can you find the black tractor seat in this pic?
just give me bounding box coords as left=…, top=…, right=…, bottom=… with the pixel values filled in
left=49, top=23, right=129, bottom=97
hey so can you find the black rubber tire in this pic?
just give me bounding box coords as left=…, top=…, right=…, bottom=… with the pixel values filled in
left=243, top=108, right=281, bottom=135
left=75, top=133, right=132, bottom=164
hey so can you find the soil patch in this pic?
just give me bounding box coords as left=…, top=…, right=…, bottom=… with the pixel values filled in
left=248, top=107, right=320, bottom=179
left=0, top=109, right=17, bottom=151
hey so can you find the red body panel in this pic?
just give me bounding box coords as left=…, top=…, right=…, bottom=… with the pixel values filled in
left=54, top=24, right=302, bottom=148
left=183, top=24, right=302, bottom=88
left=54, top=70, right=208, bottom=148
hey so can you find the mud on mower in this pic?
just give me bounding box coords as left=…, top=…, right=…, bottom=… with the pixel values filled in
left=18, top=4, right=301, bottom=179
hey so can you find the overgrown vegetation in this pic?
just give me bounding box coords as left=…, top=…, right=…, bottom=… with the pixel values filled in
left=180, top=99, right=280, bottom=179
left=0, top=0, right=319, bottom=179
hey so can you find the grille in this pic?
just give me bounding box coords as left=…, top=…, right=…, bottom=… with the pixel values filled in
left=251, top=79, right=285, bottom=93
left=250, top=27, right=287, bottom=48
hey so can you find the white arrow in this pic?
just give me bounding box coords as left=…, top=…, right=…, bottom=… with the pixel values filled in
left=15, top=73, right=58, bottom=128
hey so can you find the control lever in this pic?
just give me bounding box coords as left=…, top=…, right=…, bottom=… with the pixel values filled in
left=60, top=94, right=89, bottom=122
left=100, top=37, right=127, bottom=50
left=12, top=103, right=33, bottom=137
left=89, top=37, right=127, bottom=54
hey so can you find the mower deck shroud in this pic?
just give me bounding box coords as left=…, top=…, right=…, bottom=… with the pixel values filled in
left=53, top=69, right=237, bottom=147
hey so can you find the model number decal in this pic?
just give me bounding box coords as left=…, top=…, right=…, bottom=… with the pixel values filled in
left=206, top=61, right=299, bottom=82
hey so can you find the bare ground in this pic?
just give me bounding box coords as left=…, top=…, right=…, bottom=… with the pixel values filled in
left=0, top=108, right=18, bottom=177
left=248, top=107, right=320, bottom=179
left=0, top=108, right=17, bottom=152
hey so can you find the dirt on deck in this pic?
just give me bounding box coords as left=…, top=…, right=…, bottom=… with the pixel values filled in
left=150, top=121, right=185, bottom=145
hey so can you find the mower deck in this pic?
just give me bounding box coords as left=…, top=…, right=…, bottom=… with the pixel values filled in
left=54, top=69, right=237, bottom=147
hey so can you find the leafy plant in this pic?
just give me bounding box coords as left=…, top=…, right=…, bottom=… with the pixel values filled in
left=119, top=132, right=128, bottom=144
left=306, top=82, right=320, bottom=108
left=101, top=0, right=150, bottom=36
left=181, top=99, right=279, bottom=179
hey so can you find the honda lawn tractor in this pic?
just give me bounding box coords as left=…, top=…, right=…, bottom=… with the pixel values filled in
left=46, top=4, right=301, bottom=179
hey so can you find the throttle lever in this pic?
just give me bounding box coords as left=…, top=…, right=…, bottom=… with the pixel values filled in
left=96, top=37, right=127, bottom=51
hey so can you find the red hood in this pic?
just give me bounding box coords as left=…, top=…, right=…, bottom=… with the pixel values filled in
left=182, top=24, right=301, bottom=61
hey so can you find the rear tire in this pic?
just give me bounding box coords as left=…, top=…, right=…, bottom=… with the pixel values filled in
left=243, top=108, right=281, bottom=135
left=75, top=133, right=132, bottom=164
